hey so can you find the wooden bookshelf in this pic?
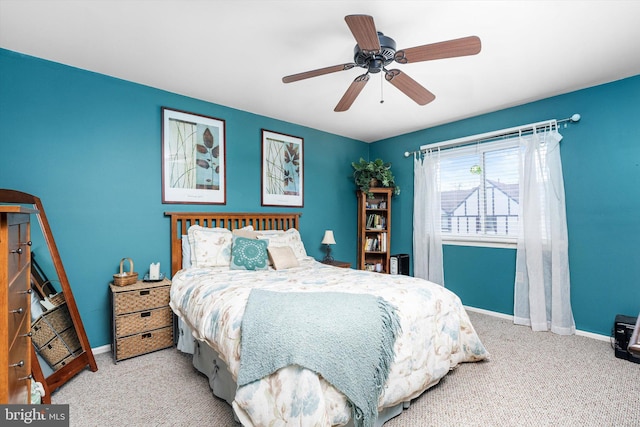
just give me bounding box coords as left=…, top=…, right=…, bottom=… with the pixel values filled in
left=357, top=188, right=392, bottom=273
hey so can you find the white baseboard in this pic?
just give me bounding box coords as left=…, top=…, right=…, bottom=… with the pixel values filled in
left=574, top=329, right=611, bottom=342
left=91, top=344, right=112, bottom=355
left=464, top=305, right=611, bottom=342
left=464, top=305, right=513, bottom=320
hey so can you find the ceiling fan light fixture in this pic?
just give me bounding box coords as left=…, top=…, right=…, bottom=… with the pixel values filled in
left=353, top=32, right=396, bottom=73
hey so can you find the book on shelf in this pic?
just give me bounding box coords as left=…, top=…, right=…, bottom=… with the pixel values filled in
left=363, top=232, right=387, bottom=252
left=366, top=214, right=386, bottom=229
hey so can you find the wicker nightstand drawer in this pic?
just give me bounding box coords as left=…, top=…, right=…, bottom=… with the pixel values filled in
left=110, top=279, right=174, bottom=362
left=115, top=306, right=173, bottom=338
left=115, top=326, right=173, bottom=361
left=113, top=285, right=170, bottom=315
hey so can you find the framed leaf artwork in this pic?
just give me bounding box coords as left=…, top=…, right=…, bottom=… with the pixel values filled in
left=162, top=107, right=226, bottom=204
left=261, top=129, right=304, bottom=207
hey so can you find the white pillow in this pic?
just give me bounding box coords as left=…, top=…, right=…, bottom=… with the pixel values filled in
left=257, top=228, right=307, bottom=260
left=187, top=226, right=233, bottom=267
left=256, top=229, right=285, bottom=235
left=181, top=235, right=192, bottom=269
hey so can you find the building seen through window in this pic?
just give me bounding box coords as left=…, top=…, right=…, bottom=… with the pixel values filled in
left=438, top=140, right=520, bottom=242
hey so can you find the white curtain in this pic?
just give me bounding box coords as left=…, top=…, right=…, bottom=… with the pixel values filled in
left=513, top=124, right=575, bottom=335
left=413, top=151, right=444, bottom=285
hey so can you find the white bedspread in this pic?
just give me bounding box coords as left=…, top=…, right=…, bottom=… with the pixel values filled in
left=170, top=258, right=488, bottom=427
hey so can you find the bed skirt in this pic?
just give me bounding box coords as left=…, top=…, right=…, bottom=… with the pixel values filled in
left=176, top=318, right=408, bottom=426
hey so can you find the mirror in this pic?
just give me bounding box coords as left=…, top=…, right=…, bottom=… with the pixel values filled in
left=0, top=189, right=97, bottom=403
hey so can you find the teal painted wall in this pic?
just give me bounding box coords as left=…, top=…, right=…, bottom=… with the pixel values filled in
left=0, top=49, right=368, bottom=347
left=2, top=47, right=639, bottom=345
left=372, top=74, right=640, bottom=336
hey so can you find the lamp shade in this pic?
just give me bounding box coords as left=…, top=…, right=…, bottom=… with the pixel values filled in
left=321, top=230, right=336, bottom=245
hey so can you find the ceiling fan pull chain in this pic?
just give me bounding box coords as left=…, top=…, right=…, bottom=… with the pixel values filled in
left=380, top=72, right=385, bottom=104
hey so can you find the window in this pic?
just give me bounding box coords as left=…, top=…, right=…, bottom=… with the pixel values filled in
left=437, top=138, right=520, bottom=245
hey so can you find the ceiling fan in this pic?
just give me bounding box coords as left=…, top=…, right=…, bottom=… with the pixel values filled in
left=282, top=14, right=481, bottom=112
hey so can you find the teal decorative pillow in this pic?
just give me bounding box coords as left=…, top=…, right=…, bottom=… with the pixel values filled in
left=231, top=236, right=269, bottom=271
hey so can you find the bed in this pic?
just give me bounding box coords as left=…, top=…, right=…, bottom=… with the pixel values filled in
left=166, top=212, right=488, bottom=427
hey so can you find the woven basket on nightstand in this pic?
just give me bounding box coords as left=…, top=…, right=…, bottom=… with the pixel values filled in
left=112, top=257, right=138, bottom=286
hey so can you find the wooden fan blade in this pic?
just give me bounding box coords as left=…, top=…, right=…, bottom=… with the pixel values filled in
left=385, top=69, right=435, bottom=105
left=395, top=35, right=481, bottom=64
left=345, top=15, right=380, bottom=54
left=283, top=63, right=356, bottom=83
left=334, top=74, right=370, bottom=112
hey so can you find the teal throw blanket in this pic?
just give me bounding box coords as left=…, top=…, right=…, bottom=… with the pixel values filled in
left=238, top=289, right=401, bottom=427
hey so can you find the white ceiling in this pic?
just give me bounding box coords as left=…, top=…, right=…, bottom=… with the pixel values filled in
left=2, top=1, right=640, bottom=142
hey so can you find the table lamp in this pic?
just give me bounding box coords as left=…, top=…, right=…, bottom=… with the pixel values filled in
left=321, top=230, right=336, bottom=262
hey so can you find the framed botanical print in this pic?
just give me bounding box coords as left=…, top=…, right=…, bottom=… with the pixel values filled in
left=162, top=107, right=226, bottom=204
left=261, top=129, right=304, bottom=207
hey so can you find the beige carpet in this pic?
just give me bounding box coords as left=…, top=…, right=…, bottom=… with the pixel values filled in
left=52, top=312, right=640, bottom=427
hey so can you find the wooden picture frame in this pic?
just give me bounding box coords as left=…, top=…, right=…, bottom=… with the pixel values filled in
left=261, top=129, right=304, bottom=207
left=162, top=107, right=226, bottom=204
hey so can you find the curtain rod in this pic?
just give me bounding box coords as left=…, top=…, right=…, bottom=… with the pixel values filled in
left=403, top=113, right=581, bottom=158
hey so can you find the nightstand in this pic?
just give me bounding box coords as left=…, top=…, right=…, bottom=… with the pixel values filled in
left=110, top=278, right=174, bottom=362
left=321, top=260, right=351, bottom=269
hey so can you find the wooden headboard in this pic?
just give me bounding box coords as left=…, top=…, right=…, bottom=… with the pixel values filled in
left=164, top=212, right=301, bottom=277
